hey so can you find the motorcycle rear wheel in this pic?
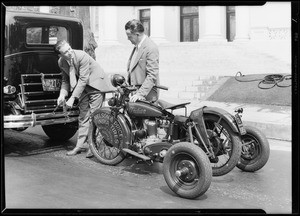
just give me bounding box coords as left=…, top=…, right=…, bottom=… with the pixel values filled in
left=163, top=142, right=212, bottom=199
left=89, top=121, right=126, bottom=165
left=204, top=114, right=242, bottom=176
left=236, top=125, right=270, bottom=172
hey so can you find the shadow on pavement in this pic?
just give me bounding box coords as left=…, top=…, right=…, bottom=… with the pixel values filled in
left=3, top=129, right=72, bottom=156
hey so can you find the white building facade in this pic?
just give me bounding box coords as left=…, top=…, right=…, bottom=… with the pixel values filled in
left=37, top=3, right=291, bottom=102
left=89, top=3, right=291, bottom=45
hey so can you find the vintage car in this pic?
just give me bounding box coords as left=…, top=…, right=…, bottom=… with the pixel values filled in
left=3, top=10, right=83, bottom=140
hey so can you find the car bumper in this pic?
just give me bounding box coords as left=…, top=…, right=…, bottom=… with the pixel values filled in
left=4, top=110, right=80, bottom=128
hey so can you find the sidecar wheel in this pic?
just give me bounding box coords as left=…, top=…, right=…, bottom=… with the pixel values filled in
left=89, top=119, right=126, bottom=166
left=204, top=114, right=242, bottom=176
left=236, top=126, right=270, bottom=172
left=163, top=142, right=212, bottom=199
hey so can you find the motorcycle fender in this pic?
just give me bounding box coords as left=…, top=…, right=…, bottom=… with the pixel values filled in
left=90, top=107, right=132, bottom=149
left=202, top=106, right=240, bottom=133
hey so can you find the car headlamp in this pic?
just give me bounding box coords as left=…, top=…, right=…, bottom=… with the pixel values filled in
left=4, top=85, right=16, bottom=94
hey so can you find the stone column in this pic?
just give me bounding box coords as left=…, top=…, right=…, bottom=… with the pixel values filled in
left=150, top=6, right=168, bottom=44
left=234, top=6, right=250, bottom=41
left=101, top=6, right=119, bottom=45
left=199, top=6, right=227, bottom=42
left=39, top=6, right=50, bottom=13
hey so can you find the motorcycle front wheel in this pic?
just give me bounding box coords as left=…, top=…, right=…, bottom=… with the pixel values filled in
left=236, top=125, right=270, bottom=172
left=163, top=142, right=212, bottom=199
left=204, top=114, right=242, bottom=176
left=89, top=120, right=126, bottom=166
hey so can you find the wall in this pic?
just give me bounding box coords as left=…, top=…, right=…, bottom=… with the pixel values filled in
left=249, top=2, right=291, bottom=40
left=164, top=6, right=180, bottom=42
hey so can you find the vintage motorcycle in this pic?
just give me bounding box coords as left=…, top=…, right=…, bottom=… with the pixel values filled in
left=55, top=73, right=269, bottom=198
left=85, top=74, right=248, bottom=199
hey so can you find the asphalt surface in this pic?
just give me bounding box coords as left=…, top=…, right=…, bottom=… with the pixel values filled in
left=207, top=73, right=291, bottom=106
left=3, top=127, right=292, bottom=213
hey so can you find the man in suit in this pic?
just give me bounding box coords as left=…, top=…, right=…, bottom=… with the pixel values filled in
left=54, top=40, right=111, bottom=157
left=125, top=19, right=160, bottom=102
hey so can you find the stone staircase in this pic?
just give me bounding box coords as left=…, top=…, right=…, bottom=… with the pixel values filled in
left=95, top=40, right=291, bottom=104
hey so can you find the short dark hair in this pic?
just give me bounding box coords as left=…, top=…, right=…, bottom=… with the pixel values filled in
left=54, top=40, right=69, bottom=54
left=125, top=19, right=144, bottom=34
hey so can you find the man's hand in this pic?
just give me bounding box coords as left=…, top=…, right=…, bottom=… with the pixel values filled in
left=57, top=95, right=65, bottom=106
left=129, top=94, right=145, bottom=102
left=66, top=96, right=75, bottom=108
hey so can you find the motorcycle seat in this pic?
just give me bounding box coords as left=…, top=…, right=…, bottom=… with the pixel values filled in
left=157, top=99, right=190, bottom=110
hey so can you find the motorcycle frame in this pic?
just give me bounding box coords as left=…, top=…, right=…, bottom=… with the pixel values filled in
left=90, top=84, right=244, bottom=162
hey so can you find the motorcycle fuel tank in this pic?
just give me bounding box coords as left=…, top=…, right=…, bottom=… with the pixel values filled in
left=126, top=101, right=163, bottom=117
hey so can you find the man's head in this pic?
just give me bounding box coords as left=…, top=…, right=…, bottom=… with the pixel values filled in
left=125, top=19, right=145, bottom=45
left=54, top=40, right=74, bottom=60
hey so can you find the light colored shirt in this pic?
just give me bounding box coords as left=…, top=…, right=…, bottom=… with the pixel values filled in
left=137, top=34, right=146, bottom=50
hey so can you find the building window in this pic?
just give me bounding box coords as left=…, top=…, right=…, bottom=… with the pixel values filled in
left=140, top=9, right=150, bottom=36
left=226, top=6, right=236, bottom=42
left=180, top=6, right=199, bottom=42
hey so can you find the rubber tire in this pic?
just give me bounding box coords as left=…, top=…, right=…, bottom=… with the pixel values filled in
left=42, top=122, right=78, bottom=141
left=236, top=125, right=270, bottom=172
left=204, top=114, right=242, bottom=177
left=163, top=142, right=212, bottom=199
left=89, top=119, right=126, bottom=166
left=12, top=127, right=28, bottom=132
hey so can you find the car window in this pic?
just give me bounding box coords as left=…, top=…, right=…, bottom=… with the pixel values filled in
left=26, top=26, right=68, bottom=45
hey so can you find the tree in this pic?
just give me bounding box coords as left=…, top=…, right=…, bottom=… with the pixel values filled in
left=50, top=6, right=98, bottom=60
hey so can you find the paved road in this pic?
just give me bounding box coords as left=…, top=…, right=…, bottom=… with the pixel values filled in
left=3, top=126, right=292, bottom=213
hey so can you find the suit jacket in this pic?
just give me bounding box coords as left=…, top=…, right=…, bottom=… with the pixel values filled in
left=58, top=49, right=111, bottom=98
left=127, top=36, right=160, bottom=102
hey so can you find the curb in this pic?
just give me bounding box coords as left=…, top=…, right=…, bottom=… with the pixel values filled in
left=186, top=101, right=292, bottom=141
left=242, top=120, right=291, bottom=141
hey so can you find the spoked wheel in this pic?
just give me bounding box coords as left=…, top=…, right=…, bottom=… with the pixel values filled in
left=89, top=114, right=126, bottom=166
left=163, top=142, right=212, bottom=199
left=204, top=114, right=242, bottom=176
left=236, top=125, right=270, bottom=172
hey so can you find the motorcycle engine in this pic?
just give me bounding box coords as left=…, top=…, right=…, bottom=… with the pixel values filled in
left=133, top=119, right=168, bottom=151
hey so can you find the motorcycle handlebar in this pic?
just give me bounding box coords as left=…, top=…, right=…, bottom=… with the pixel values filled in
left=133, top=84, right=168, bottom=91
left=156, top=85, right=168, bottom=91
left=55, top=84, right=169, bottom=112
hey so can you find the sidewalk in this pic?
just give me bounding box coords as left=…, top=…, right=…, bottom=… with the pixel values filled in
left=172, top=100, right=291, bottom=141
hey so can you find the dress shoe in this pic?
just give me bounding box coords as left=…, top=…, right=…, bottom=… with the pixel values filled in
left=66, top=147, right=87, bottom=156
left=86, top=149, right=94, bottom=158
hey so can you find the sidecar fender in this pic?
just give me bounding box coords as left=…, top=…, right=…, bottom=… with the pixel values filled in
left=90, top=107, right=132, bottom=149
left=191, top=106, right=239, bottom=134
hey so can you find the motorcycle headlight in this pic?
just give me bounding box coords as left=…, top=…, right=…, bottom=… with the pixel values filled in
left=108, top=97, right=117, bottom=106
left=111, top=74, right=125, bottom=87
left=4, top=85, right=16, bottom=95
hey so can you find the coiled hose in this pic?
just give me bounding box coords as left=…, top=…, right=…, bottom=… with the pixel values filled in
left=235, top=71, right=292, bottom=89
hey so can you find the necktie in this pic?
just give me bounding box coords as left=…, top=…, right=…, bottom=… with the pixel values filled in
left=69, top=58, right=77, bottom=92
left=129, top=46, right=138, bottom=71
